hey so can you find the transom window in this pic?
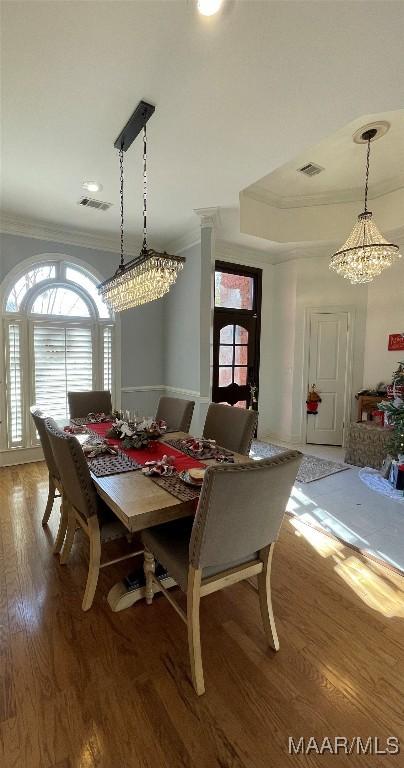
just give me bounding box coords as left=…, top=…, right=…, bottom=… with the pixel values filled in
left=31, top=286, right=91, bottom=316
left=6, top=265, right=56, bottom=311
left=2, top=259, right=115, bottom=449
left=215, top=270, right=254, bottom=310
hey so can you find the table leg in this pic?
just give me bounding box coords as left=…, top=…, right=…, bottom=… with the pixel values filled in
left=107, top=556, right=176, bottom=612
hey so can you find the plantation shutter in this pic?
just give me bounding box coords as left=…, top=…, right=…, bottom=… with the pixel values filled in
left=7, top=322, right=23, bottom=446
left=103, top=326, right=113, bottom=391
left=33, top=323, right=93, bottom=420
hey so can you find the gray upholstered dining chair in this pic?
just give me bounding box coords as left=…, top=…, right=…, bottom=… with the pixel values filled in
left=67, top=390, right=112, bottom=419
left=203, top=402, right=258, bottom=455
left=30, top=406, right=67, bottom=553
left=155, top=396, right=195, bottom=433
left=45, top=419, right=142, bottom=610
left=141, top=449, right=302, bottom=695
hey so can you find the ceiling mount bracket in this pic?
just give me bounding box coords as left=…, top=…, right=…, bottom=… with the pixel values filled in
left=114, top=100, right=155, bottom=152
left=353, top=120, right=390, bottom=145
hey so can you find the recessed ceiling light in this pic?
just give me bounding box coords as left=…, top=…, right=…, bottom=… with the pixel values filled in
left=82, top=181, right=102, bottom=193
left=197, top=0, right=222, bottom=16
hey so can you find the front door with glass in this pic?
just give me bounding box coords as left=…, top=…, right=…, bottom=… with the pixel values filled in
left=213, top=262, right=262, bottom=410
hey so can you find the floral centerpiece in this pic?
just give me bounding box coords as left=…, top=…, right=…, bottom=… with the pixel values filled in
left=106, top=417, right=167, bottom=449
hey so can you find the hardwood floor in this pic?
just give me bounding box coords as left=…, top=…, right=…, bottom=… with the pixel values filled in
left=0, top=461, right=403, bottom=768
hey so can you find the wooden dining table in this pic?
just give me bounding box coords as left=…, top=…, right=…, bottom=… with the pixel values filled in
left=81, top=429, right=253, bottom=611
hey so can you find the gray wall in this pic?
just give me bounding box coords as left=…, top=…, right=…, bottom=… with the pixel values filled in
left=163, top=242, right=201, bottom=392
left=0, top=233, right=164, bottom=413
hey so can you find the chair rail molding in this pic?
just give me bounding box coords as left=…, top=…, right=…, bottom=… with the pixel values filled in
left=121, top=385, right=166, bottom=393
left=121, top=385, right=202, bottom=399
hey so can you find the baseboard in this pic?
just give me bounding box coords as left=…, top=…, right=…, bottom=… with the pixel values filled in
left=258, top=432, right=303, bottom=446
left=0, top=446, right=44, bottom=467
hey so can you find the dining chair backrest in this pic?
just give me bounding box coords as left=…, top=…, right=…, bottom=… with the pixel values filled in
left=155, top=396, right=195, bottom=433
left=189, top=450, right=302, bottom=570
left=203, top=403, right=258, bottom=455
left=67, top=390, right=112, bottom=419
left=30, top=406, right=60, bottom=480
left=45, top=418, right=98, bottom=520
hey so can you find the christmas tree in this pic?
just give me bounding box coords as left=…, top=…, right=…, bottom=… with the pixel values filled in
left=379, top=362, right=404, bottom=459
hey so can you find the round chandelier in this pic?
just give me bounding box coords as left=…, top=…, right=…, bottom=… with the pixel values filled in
left=329, top=125, right=401, bottom=284
left=98, top=103, right=185, bottom=312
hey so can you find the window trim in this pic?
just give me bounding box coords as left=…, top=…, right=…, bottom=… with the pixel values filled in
left=214, top=260, right=261, bottom=315
left=24, top=280, right=97, bottom=318
left=0, top=255, right=120, bottom=454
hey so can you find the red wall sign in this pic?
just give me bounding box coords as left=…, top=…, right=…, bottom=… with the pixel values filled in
left=388, top=333, right=404, bottom=351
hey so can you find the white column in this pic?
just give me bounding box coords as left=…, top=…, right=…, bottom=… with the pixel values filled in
left=194, top=207, right=220, bottom=434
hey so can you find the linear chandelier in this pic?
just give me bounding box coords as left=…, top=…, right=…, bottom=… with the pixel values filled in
left=329, top=125, right=401, bottom=284
left=98, top=101, right=185, bottom=312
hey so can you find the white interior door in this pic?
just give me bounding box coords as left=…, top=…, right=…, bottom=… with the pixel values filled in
left=306, top=312, right=349, bottom=446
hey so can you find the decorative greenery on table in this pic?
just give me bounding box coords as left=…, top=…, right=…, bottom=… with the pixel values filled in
left=122, top=432, right=151, bottom=450
left=105, top=417, right=167, bottom=449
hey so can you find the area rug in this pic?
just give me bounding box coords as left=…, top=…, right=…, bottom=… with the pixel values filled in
left=251, top=440, right=350, bottom=483
left=359, top=467, right=404, bottom=503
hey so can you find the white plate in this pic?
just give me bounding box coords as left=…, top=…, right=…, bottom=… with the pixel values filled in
left=179, top=470, right=204, bottom=487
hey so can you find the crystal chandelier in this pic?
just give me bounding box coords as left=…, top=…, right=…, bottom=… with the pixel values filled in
left=329, top=127, right=400, bottom=284
left=99, top=107, right=185, bottom=312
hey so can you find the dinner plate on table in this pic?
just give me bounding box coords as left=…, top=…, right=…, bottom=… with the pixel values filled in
left=179, top=470, right=204, bottom=488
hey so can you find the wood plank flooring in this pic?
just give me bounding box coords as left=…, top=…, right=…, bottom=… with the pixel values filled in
left=0, top=461, right=403, bottom=768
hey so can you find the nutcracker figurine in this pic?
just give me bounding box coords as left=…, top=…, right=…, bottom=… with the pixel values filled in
left=306, top=384, right=322, bottom=415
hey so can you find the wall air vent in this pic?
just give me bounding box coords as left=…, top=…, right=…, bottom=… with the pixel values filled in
left=78, top=197, right=112, bottom=211
left=297, top=162, right=324, bottom=177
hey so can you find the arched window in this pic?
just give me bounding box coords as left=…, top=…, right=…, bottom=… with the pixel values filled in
left=2, top=259, right=115, bottom=449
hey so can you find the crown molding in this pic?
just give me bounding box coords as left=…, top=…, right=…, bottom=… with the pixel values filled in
left=243, top=175, right=404, bottom=210
left=215, top=238, right=278, bottom=266
left=0, top=212, right=144, bottom=256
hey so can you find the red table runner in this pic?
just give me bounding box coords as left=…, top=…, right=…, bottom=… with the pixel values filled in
left=84, top=422, right=204, bottom=472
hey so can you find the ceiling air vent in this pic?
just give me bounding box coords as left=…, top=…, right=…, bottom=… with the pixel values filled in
left=78, top=197, right=112, bottom=211
left=297, top=162, right=324, bottom=177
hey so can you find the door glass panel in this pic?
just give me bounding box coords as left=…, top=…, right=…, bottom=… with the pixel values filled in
left=219, top=346, right=233, bottom=365
left=220, top=324, right=234, bottom=344
left=215, top=272, right=254, bottom=310
left=234, top=367, right=247, bottom=385
left=235, top=345, right=248, bottom=365
left=219, top=367, right=233, bottom=387
left=234, top=325, right=248, bottom=344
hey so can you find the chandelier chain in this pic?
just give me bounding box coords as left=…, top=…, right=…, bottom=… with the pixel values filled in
left=98, top=112, right=186, bottom=311
left=143, top=125, right=147, bottom=250
left=119, top=147, right=124, bottom=267
left=363, top=136, right=371, bottom=214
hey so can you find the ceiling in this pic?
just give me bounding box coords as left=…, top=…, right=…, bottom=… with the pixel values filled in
left=1, top=1, right=404, bottom=253
left=245, top=111, right=404, bottom=208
